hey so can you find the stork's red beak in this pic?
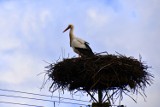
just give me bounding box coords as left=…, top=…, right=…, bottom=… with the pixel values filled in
left=63, top=26, right=70, bottom=33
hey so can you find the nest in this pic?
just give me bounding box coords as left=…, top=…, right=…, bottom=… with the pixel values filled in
left=47, top=53, right=153, bottom=94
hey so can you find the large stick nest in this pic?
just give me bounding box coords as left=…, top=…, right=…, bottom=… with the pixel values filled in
left=47, top=53, right=153, bottom=93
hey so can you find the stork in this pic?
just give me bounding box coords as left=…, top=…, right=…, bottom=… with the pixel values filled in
left=63, top=24, right=94, bottom=57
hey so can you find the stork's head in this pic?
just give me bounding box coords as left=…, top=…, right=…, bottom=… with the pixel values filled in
left=63, top=24, right=74, bottom=33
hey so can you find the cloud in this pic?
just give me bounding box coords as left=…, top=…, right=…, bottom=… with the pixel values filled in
left=0, top=53, right=43, bottom=84
left=0, top=1, right=53, bottom=85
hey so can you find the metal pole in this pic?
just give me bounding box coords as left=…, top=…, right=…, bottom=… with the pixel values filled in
left=98, top=89, right=103, bottom=104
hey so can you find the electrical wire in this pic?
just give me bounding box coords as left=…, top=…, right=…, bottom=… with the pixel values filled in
left=0, top=88, right=89, bottom=103
left=0, top=101, right=44, bottom=107
left=0, top=94, right=88, bottom=106
left=0, top=88, right=124, bottom=107
left=0, top=89, right=124, bottom=107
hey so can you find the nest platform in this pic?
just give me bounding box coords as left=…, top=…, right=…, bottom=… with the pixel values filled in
left=47, top=53, right=153, bottom=93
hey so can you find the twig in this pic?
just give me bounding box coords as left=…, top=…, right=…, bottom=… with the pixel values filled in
left=122, top=90, right=137, bottom=103
left=86, top=91, right=98, bottom=103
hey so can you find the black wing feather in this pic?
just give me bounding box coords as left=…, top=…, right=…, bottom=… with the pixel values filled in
left=75, top=42, right=94, bottom=57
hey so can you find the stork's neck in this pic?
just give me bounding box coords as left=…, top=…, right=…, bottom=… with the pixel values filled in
left=69, top=27, right=75, bottom=47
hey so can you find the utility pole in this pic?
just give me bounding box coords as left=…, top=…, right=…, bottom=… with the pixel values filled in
left=92, top=89, right=110, bottom=107
left=98, top=89, right=103, bottom=104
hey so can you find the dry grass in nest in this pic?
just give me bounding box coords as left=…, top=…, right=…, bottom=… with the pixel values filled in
left=46, top=53, right=153, bottom=94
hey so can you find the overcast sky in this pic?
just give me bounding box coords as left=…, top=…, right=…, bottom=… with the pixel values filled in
left=0, top=0, right=160, bottom=107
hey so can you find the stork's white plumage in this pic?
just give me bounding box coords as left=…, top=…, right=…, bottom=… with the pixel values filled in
left=63, top=24, right=94, bottom=57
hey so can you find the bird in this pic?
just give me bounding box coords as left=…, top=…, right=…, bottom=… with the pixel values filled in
left=63, top=24, right=94, bottom=57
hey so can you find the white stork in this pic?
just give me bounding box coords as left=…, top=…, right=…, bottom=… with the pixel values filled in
left=63, top=24, right=94, bottom=57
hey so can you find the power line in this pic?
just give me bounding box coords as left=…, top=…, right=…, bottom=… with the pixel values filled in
left=0, top=101, right=44, bottom=107
left=0, top=89, right=123, bottom=107
left=0, top=88, right=89, bottom=103
left=0, top=94, right=88, bottom=106
left=0, top=94, right=55, bottom=103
